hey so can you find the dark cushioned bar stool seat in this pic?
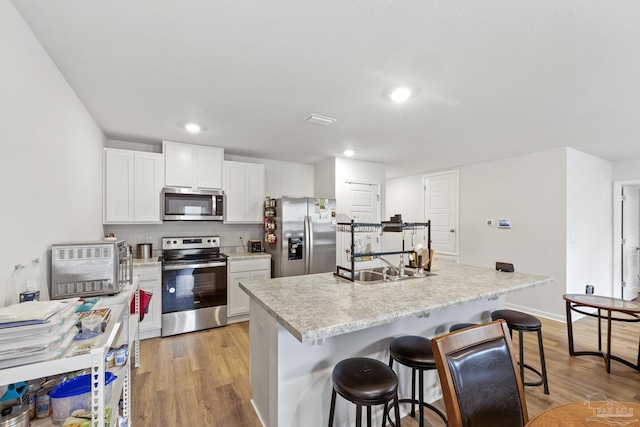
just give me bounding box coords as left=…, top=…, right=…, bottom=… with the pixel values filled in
left=449, top=323, right=477, bottom=332
left=387, top=336, right=448, bottom=427
left=491, top=309, right=549, bottom=394
left=328, top=357, right=401, bottom=427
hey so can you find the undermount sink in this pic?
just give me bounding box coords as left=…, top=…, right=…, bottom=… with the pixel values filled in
left=347, top=267, right=432, bottom=284
left=351, top=270, right=385, bottom=282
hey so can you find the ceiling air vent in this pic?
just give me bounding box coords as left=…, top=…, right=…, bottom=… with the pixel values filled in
left=304, top=114, right=336, bottom=126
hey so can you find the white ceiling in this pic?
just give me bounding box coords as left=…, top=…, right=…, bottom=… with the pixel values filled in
left=11, top=0, right=640, bottom=178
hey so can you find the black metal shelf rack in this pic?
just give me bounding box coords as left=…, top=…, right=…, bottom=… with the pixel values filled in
left=333, top=220, right=431, bottom=282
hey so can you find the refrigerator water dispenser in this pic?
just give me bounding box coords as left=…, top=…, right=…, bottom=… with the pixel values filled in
left=288, top=237, right=303, bottom=260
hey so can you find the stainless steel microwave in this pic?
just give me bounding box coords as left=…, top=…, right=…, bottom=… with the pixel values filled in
left=162, top=188, right=224, bottom=221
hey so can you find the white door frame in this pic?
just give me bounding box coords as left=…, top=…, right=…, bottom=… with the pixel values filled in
left=423, top=170, right=459, bottom=256
left=613, top=179, right=640, bottom=299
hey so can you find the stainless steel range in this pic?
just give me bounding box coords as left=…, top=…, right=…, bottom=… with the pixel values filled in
left=160, top=236, right=227, bottom=337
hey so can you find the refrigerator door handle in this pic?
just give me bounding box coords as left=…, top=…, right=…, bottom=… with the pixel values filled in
left=305, top=215, right=313, bottom=274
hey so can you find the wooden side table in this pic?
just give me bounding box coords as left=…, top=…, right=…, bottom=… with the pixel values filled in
left=527, top=401, right=640, bottom=426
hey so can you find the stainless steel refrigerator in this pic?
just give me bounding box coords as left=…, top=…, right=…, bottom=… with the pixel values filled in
left=265, top=197, right=336, bottom=278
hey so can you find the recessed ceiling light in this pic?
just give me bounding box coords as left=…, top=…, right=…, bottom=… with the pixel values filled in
left=185, top=123, right=201, bottom=133
left=344, top=149, right=355, bottom=157
left=389, top=87, right=412, bottom=103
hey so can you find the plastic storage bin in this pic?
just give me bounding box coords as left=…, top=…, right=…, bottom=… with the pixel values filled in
left=49, top=372, right=116, bottom=425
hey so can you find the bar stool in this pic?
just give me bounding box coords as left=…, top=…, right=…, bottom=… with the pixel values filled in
left=328, top=357, right=401, bottom=427
left=449, top=323, right=476, bottom=332
left=491, top=309, right=550, bottom=394
left=387, top=336, right=448, bottom=426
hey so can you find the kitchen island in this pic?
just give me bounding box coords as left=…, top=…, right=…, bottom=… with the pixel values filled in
left=240, top=263, right=552, bottom=427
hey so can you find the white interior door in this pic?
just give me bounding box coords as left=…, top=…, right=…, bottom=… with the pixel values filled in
left=424, top=171, right=458, bottom=255
left=339, top=181, right=381, bottom=268
left=622, top=185, right=640, bottom=300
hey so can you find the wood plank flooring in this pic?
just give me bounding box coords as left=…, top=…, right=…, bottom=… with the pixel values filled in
left=130, top=316, right=640, bottom=426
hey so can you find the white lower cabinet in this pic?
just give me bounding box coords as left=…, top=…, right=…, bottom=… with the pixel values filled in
left=228, top=257, right=270, bottom=321
left=134, top=264, right=162, bottom=339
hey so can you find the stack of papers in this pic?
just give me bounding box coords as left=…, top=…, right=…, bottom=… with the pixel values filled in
left=0, top=301, right=79, bottom=368
left=0, top=300, right=71, bottom=327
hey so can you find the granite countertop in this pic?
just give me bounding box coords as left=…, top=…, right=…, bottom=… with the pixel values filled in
left=133, top=257, right=161, bottom=267
left=239, top=263, right=553, bottom=344
left=223, top=250, right=271, bottom=261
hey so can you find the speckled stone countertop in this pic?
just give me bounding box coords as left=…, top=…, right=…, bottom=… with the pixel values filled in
left=223, top=248, right=271, bottom=261
left=240, top=263, right=553, bottom=343
left=133, top=257, right=161, bottom=267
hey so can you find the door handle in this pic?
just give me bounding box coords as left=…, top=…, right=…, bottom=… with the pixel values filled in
left=449, top=229, right=455, bottom=233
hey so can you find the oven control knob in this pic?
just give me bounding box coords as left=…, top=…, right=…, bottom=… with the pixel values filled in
left=166, top=240, right=171, bottom=244
left=169, top=287, right=175, bottom=294
left=173, top=240, right=177, bottom=244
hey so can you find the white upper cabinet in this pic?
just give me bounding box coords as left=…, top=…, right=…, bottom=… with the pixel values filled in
left=223, top=160, right=265, bottom=223
left=196, top=145, right=223, bottom=189
left=163, top=142, right=193, bottom=188
left=163, top=141, right=223, bottom=189
left=104, top=148, right=163, bottom=224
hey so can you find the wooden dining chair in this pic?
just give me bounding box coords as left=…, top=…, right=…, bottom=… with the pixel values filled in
left=431, top=319, right=528, bottom=427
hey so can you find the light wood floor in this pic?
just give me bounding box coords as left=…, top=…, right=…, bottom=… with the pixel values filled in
left=130, top=316, right=640, bottom=426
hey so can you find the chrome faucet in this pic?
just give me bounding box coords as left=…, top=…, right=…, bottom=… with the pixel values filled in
left=379, top=257, right=399, bottom=281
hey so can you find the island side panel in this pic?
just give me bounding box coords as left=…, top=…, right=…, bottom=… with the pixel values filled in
left=250, top=299, right=280, bottom=427
left=250, top=296, right=504, bottom=427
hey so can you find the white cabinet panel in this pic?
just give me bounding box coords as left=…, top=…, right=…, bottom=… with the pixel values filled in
left=246, top=164, right=266, bottom=221
left=196, top=146, right=223, bottom=189
left=134, top=153, right=164, bottom=222
left=223, top=161, right=265, bottom=223
left=134, top=264, right=162, bottom=339
left=163, top=142, right=194, bottom=188
left=163, top=141, right=223, bottom=189
left=228, top=271, right=251, bottom=317
left=104, top=149, right=135, bottom=222
left=104, top=149, right=163, bottom=224
left=228, top=257, right=270, bottom=318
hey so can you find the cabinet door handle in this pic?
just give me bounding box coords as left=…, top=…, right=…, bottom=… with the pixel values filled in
left=449, top=229, right=455, bottom=233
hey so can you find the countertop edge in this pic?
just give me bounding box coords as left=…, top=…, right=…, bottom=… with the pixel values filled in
left=225, top=252, right=272, bottom=260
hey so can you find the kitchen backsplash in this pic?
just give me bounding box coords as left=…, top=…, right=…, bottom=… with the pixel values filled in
left=104, top=223, right=263, bottom=257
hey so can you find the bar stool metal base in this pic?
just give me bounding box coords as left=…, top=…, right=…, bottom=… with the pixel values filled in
left=386, top=336, right=448, bottom=427
left=491, top=309, right=550, bottom=395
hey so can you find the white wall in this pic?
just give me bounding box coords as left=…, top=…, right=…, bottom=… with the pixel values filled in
left=566, top=148, right=613, bottom=296
left=613, top=158, right=640, bottom=182
left=387, top=148, right=576, bottom=319
left=314, top=158, right=336, bottom=199
left=0, top=0, right=106, bottom=304
left=385, top=174, right=425, bottom=223
left=459, top=148, right=567, bottom=319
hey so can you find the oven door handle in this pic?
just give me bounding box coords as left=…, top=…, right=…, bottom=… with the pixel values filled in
left=163, top=261, right=226, bottom=271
